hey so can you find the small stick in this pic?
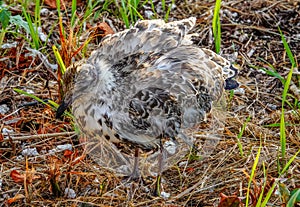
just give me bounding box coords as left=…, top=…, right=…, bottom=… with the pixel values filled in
left=1, top=132, right=76, bottom=142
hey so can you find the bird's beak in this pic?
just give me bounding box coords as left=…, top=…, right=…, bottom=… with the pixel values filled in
left=224, top=78, right=239, bottom=90
left=224, top=64, right=239, bottom=90
left=56, top=99, right=70, bottom=119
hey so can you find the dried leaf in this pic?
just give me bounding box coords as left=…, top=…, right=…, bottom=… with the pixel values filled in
left=218, top=193, right=242, bottom=207
left=90, top=22, right=114, bottom=40
left=10, top=169, right=40, bottom=184
left=64, top=149, right=73, bottom=157
left=97, top=22, right=114, bottom=36
left=10, top=170, right=25, bottom=183
left=44, top=0, right=66, bottom=10
left=6, top=194, right=25, bottom=205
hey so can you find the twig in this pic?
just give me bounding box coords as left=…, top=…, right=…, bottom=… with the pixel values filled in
left=1, top=132, right=76, bottom=142
left=173, top=178, right=241, bottom=200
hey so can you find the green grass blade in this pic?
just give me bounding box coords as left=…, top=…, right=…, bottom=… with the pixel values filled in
left=278, top=29, right=295, bottom=159
left=22, top=7, right=39, bottom=49
left=164, top=0, right=174, bottom=22
left=34, top=0, right=41, bottom=28
left=236, top=116, right=251, bottom=157
left=278, top=27, right=296, bottom=68
left=255, top=162, right=267, bottom=207
left=245, top=143, right=261, bottom=207
left=279, top=107, right=286, bottom=158
left=261, top=181, right=277, bottom=206
left=71, top=0, right=77, bottom=27
left=52, top=45, right=66, bottom=75
left=128, top=4, right=143, bottom=20
left=280, top=149, right=300, bottom=175
left=14, top=89, right=74, bottom=118
left=14, top=88, right=48, bottom=105
left=212, top=0, right=221, bottom=54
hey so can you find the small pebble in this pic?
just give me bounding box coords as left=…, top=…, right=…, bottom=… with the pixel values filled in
left=0, top=104, right=9, bottom=114
left=22, top=148, right=39, bottom=156
left=56, top=144, right=72, bottom=151
left=48, top=144, right=72, bottom=154
left=266, top=103, right=277, bottom=110
left=2, top=128, right=14, bottom=134
left=1, top=42, right=17, bottom=49
left=234, top=87, right=245, bottom=95
left=144, top=10, right=154, bottom=19
left=64, top=188, right=76, bottom=198
left=38, top=27, right=48, bottom=42
left=161, top=191, right=170, bottom=199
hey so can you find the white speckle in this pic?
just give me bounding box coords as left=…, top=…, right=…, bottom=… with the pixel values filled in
left=178, top=161, right=188, bottom=167
left=64, top=188, right=76, bottom=198
left=22, top=148, right=39, bottom=156
left=258, top=68, right=266, bottom=74
left=1, top=42, right=17, bottom=49
left=234, top=87, right=245, bottom=95
left=16, top=155, right=24, bottom=161
left=38, top=27, right=48, bottom=42
left=144, top=10, right=154, bottom=19
left=0, top=104, right=9, bottom=114
left=49, top=144, right=72, bottom=154
left=2, top=128, right=14, bottom=134
left=239, top=33, right=248, bottom=43
left=247, top=48, right=256, bottom=57
left=266, top=103, right=277, bottom=110
left=40, top=8, right=49, bottom=15
left=161, top=191, right=170, bottom=199
left=164, top=140, right=177, bottom=155
left=232, top=12, right=238, bottom=18
left=25, top=89, right=35, bottom=94
left=94, top=177, right=100, bottom=183
left=56, top=144, right=72, bottom=151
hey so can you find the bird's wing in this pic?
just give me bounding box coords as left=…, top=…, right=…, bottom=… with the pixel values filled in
left=91, top=17, right=196, bottom=63
left=109, top=45, right=228, bottom=148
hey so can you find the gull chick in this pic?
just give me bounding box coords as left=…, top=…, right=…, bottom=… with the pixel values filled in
left=56, top=17, right=239, bottom=195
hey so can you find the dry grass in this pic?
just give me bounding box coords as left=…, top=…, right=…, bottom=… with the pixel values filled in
left=0, top=0, right=299, bottom=206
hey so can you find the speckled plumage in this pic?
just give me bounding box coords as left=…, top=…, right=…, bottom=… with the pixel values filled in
left=57, top=17, right=238, bottom=175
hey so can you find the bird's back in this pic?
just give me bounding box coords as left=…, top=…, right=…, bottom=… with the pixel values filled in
left=68, top=17, right=237, bottom=152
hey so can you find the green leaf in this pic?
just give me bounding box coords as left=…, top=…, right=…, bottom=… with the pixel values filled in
left=287, top=188, right=300, bottom=207
left=9, top=15, right=30, bottom=33
left=0, top=7, right=11, bottom=29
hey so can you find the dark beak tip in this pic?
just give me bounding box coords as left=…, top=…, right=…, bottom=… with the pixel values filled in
left=56, top=101, right=68, bottom=119
left=225, top=79, right=239, bottom=90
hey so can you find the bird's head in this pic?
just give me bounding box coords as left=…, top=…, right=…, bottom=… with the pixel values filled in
left=56, top=60, right=98, bottom=118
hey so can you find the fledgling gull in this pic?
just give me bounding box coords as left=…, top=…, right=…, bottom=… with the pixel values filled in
left=56, top=17, right=239, bottom=195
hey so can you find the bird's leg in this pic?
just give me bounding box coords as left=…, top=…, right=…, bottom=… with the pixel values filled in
left=153, top=143, right=164, bottom=196
left=129, top=147, right=140, bottom=180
